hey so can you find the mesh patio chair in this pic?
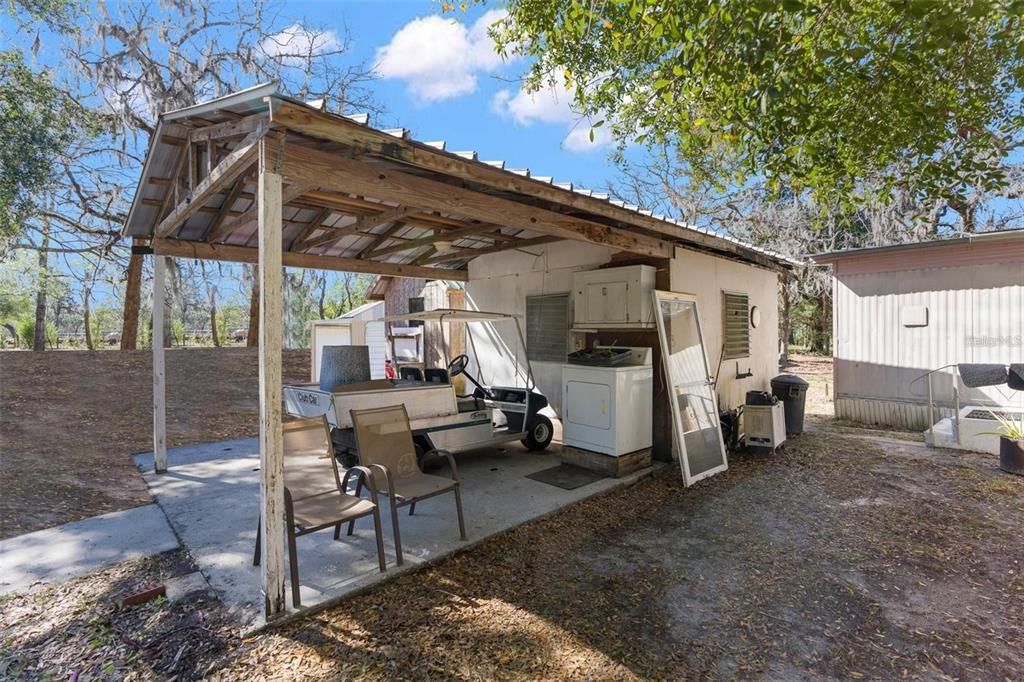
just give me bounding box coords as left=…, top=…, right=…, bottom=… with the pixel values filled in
left=349, top=404, right=466, bottom=566
left=253, top=416, right=386, bottom=607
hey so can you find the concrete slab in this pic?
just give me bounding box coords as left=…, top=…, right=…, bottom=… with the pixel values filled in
left=165, top=571, right=211, bottom=601
left=137, top=437, right=654, bottom=627
left=0, top=504, right=179, bottom=596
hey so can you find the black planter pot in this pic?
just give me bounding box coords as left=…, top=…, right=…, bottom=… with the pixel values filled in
left=999, top=437, right=1024, bottom=476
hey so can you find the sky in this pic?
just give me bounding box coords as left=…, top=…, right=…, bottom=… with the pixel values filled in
left=276, top=0, right=623, bottom=192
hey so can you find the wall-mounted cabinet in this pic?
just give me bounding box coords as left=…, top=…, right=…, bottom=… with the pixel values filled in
left=572, top=265, right=656, bottom=329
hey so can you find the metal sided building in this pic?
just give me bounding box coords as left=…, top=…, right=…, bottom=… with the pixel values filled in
left=813, top=230, right=1024, bottom=431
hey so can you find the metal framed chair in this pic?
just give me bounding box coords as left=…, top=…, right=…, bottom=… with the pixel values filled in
left=349, top=404, right=466, bottom=566
left=253, top=416, right=386, bottom=607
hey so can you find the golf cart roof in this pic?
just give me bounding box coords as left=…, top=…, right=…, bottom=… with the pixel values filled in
left=384, top=308, right=519, bottom=323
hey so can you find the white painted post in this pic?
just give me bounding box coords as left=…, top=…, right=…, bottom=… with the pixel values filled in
left=257, top=138, right=286, bottom=618
left=152, top=254, right=168, bottom=474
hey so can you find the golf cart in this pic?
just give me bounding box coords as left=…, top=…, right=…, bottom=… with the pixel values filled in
left=283, top=309, right=553, bottom=467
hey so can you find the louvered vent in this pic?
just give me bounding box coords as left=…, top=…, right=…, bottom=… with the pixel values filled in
left=526, top=294, right=570, bottom=362
left=722, top=291, right=750, bottom=359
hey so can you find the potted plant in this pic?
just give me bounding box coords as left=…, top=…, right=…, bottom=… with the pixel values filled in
left=984, top=410, right=1024, bottom=475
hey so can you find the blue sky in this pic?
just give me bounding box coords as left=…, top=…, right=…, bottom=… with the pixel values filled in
left=281, top=0, right=624, bottom=192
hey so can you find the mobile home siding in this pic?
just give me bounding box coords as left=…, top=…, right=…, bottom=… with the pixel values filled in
left=832, top=258, right=1023, bottom=430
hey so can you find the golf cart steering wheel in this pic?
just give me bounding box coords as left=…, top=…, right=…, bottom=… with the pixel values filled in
left=447, top=354, right=492, bottom=399
left=447, top=354, right=469, bottom=377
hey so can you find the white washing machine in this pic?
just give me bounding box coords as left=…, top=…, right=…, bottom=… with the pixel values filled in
left=561, top=347, right=653, bottom=456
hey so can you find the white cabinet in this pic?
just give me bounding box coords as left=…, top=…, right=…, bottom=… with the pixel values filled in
left=572, top=265, right=656, bottom=328
left=562, top=363, right=653, bottom=456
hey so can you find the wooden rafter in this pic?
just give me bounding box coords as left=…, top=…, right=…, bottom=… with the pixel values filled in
left=419, top=235, right=562, bottom=265
left=356, top=220, right=407, bottom=258
left=155, top=125, right=267, bottom=238
left=199, top=172, right=251, bottom=240
left=287, top=206, right=332, bottom=251
left=152, top=238, right=468, bottom=281
left=187, top=113, right=269, bottom=143
left=208, top=181, right=316, bottom=242
left=300, top=205, right=412, bottom=251
left=280, top=145, right=673, bottom=259
left=367, top=223, right=505, bottom=259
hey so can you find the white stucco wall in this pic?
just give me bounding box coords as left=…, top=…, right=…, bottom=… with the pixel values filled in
left=669, top=247, right=781, bottom=409
left=465, top=240, right=616, bottom=414
left=464, top=240, right=781, bottom=416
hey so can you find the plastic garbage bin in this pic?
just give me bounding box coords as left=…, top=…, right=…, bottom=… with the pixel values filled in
left=771, top=374, right=809, bottom=435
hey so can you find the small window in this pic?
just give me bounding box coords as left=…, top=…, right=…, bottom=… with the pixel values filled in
left=722, top=291, right=750, bottom=359
left=526, top=294, right=570, bottom=362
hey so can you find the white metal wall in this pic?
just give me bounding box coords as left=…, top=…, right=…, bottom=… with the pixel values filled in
left=834, top=260, right=1024, bottom=425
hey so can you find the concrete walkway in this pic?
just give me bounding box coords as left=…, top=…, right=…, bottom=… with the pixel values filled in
left=0, top=503, right=179, bottom=596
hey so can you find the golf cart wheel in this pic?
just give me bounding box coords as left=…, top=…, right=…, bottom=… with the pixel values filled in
left=522, top=415, right=553, bottom=451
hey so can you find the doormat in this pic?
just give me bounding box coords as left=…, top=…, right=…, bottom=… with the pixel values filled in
left=525, top=464, right=606, bottom=490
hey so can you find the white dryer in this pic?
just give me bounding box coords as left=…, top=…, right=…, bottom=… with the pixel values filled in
left=561, top=347, right=653, bottom=457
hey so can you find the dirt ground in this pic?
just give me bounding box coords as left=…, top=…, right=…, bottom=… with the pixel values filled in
left=3, top=425, right=1022, bottom=680
left=0, top=349, right=309, bottom=539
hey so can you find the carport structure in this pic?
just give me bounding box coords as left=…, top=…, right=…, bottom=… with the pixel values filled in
left=123, top=83, right=786, bottom=621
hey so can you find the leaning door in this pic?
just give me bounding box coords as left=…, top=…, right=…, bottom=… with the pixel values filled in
left=652, top=290, right=728, bottom=485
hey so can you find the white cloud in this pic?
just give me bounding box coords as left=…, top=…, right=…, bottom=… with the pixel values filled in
left=261, top=24, right=342, bottom=66
left=375, top=10, right=510, bottom=104
left=563, top=123, right=614, bottom=152
left=491, top=80, right=576, bottom=125
left=492, top=81, right=612, bottom=153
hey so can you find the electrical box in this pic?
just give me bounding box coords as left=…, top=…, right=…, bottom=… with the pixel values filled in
left=744, top=402, right=786, bottom=451
left=572, top=265, right=656, bottom=329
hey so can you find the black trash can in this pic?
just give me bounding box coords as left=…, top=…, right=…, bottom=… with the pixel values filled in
left=771, top=374, right=809, bottom=435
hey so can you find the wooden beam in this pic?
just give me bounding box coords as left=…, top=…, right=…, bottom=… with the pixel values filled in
left=301, top=205, right=412, bottom=251
left=152, top=254, right=167, bottom=474
left=208, top=181, right=315, bottom=243
left=155, top=125, right=266, bottom=238
left=188, top=113, right=269, bottom=143
left=271, top=100, right=792, bottom=269
left=152, top=238, right=469, bottom=281
left=257, top=139, right=287, bottom=619
left=281, top=145, right=672, bottom=258
left=356, top=220, right=407, bottom=258
left=368, top=223, right=504, bottom=258
left=420, top=235, right=562, bottom=264
left=200, top=173, right=250, bottom=240
left=287, top=206, right=332, bottom=251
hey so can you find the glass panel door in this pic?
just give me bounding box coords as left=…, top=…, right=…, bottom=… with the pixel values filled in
left=652, top=290, right=728, bottom=485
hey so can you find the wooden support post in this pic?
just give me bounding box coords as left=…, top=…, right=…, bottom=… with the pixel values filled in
left=152, top=254, right=168, bottom=473
left=257, top=139, right=287, bottom=619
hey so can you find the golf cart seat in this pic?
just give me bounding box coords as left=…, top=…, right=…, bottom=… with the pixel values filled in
left=399, top=366, right=424, bottom=381
left=424, top=368, right=450, bottom=384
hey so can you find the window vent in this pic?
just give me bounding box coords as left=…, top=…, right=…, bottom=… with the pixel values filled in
left=722, top=291, right=750, bottom=360
left=526, top=294, right=570, bottom=363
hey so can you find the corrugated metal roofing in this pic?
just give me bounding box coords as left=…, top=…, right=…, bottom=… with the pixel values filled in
left=124, top=84, right=800, bottom=271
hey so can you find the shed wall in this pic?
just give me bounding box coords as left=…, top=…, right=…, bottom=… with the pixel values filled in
left=669, top=247, right=781, bottom=410
left=465, top=241, right=781, bottom=419
left=833, top=259, right=1024, bottom=428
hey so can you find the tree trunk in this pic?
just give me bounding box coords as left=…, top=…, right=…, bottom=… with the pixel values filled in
left=317, top=272, right=327, bottom=320
left=247, top=269, right=259, bottom=347
left=84, top=288, right=94, bottom=351
left=120, top=241, right=144, bottom=350
left=209, top=286, right=220, bottom=347
left=33, top=224, right=50, bottom=351
left=780, top=280, right=792, bottom=364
